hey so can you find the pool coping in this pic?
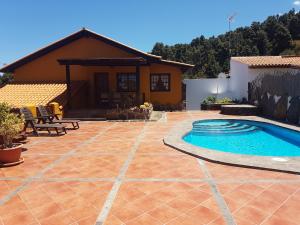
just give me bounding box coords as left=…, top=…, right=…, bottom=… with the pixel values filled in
left=164, top=116, right=300, bottom=174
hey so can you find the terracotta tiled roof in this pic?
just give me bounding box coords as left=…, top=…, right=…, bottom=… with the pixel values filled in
left=0, top=82, right=85, bottom=108
left=232, top=56, right=300, bottom=68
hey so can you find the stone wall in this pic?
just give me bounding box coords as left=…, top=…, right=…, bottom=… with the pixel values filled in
left=249, top=71, right=300, bottom=124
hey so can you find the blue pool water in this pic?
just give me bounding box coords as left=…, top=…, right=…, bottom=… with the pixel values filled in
left=183, top=119, right=300, bottom=156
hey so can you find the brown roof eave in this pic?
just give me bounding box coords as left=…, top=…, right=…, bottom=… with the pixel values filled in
left=291, top=64, right=300, bottom=69
left=248, top=64, right=292, bottom=69
left=57, top=57, right=148, bottom=66
left=148, top=58, right=194, bottom=71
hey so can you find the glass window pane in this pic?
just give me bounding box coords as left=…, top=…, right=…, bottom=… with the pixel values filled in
left=118, top=73, right=136, bottom=92
left=151, top=74, right=170, bottom=91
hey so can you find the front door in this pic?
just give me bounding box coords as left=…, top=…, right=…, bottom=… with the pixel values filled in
left=94, top=73, right=109, bottom=107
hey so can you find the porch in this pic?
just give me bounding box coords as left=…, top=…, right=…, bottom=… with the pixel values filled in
left=57, top=57, right=148, bottom=110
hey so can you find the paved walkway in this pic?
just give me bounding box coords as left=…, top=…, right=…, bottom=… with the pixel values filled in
left=0, top=111, right=299, bottom=225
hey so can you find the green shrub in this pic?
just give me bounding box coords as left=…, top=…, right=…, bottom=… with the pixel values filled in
left=216, top=97, right=233, bottom=104
left=202, top=96, right=233, bottom=104
left=0, top=103, right=24, bottom=148
left=202, top=96, right=216, bottom=104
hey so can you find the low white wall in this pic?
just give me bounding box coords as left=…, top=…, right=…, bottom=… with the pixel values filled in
left=184, top=78, right=234, bottom=110
left=184, top=59, right=298, bottom=111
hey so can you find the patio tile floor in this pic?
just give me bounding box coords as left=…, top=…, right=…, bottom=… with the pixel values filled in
left=0, top=111, right=299, bottom=225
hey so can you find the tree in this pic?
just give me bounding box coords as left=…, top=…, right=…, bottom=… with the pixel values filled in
left=263, top=16, right=293, bottom=54
left=271, top=25, right=292, bottom=54
left=289, top=14, right=300, bottom=39
left=151, top=10, right=300, bottom=78
left=254, top=30, right=270, bottom=55
left=0, top=73, right=13, bottom=85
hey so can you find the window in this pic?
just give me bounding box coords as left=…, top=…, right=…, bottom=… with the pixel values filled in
left=150, top=74, right=170, bottom=91
left=117, top=73, right=137, bottom=92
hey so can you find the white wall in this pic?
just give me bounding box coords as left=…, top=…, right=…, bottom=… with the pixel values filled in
left=229, top=60, right=250, bottom=100
left=184, top=59, right=297, bottom=110
left=184, top=78, right=234, bottom=110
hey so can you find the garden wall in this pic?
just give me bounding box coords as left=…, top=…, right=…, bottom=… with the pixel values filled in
left=184, top=78, right=235, bottom=110
left=249, top=71, right=300, bottom=124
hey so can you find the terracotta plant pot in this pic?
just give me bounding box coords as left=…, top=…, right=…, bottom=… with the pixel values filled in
left=0, top=144, right=23, bottom=163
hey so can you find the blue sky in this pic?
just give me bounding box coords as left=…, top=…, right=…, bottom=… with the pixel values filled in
left=0, top=0, right=299, bottom=65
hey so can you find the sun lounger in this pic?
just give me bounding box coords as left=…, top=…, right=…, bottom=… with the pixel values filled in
left=37, top=105, right=80, bottom=129
left=20, top=107, right=67, bottom=136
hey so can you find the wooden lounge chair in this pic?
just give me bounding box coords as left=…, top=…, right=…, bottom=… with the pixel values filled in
left=37, top=105, right=80, bottom=129
left=20, top=107, right=67, bottom=136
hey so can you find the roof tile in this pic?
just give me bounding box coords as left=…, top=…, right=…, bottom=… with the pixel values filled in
left=0, top=82, right=84, bottom=107
left=232, top=56, right=300, bottom=68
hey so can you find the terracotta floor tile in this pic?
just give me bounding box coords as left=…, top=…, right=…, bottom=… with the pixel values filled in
left=261, top=215, right=298, bottom=225
left=223, top=197, right=243, bottom=212
left=0, top=155, right=58, bottom=178
left=130, top=182, right=169, bottom=195
left=247, top=198, right=279, bottom=214
left=167, top=197, right=199, bottom=213
left=132, top=195, right=164, bottom=212
left=117, top=185, right=147, bottom=202
left=31, top=201, right=63, bottom=220
left=73, top=215, right=97, bottom=225
left=126, top=213, right=162, bottom=225
left=236, top=183, right=265, bottom=195
left=187, top=205, right=220, bottom=224
left=103, top=214, right=124, bottom=225
left=147, top=204, right=181, bottom=224
left=273, top=197, right=300, bottom=224
left=182, top=189, right=211, bottom=203
left=0, top=196, right=28, bottom=216
left=1, top=210, right=37, bottom=225
left=148, top=188, right=178, bottom=203
left=66, top=205, right=99, bottom=222
left=0, top=113, right=299, bottom=225
left=215, top=183, right=241, bottom=195
left=126, top=155, right=204, bottom=179
left=44, top=155, right=126, bottom=178
left=234, top=205, right=269, bottom=224
left=39, top=211, right=75, bottom=225
left=166, top=214, right=205, bottom=225
left=0, top=181, right=21, bottom=199
left=224, top=189, right=254, bottom=205
left=257, top=189, right=290, bottom=204
left=234, top=217, right=257, bottom=225
left=201, top=197, right=222, bottom=213
left=111, top=202, right=143, bottom=223
left=209, top=217, right=227, bottom=225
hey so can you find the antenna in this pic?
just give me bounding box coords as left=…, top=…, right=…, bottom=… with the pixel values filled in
left=228, top=13, right=237, bottom=57
left=228, top=13, right=237, bottom=32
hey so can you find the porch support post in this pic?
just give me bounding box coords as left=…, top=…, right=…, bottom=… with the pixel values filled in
left=65, top=64, right=72, bottom=109
left=136, top=64, right=140, bottom=104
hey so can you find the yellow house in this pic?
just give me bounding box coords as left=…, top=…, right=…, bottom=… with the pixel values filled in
left=0, top=28, right=193, bottom=110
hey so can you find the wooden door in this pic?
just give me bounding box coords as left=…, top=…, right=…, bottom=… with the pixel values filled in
left=94, top=73, right=109, bottom=106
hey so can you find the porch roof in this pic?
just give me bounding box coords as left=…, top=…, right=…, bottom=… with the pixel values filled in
left=57, top=57, right=148, bottom=66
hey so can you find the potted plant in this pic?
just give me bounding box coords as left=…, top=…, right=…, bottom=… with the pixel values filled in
left=0, top=103, right=25, bottom=165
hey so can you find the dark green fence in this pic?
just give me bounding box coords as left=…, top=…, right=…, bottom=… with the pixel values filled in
left=249, top=71, right=300, bottom=124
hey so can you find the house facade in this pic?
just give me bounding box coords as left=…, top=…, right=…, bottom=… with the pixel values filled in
left=0, top=29, right=193, bottom=109
left=230, top=56, right=300, bottom=100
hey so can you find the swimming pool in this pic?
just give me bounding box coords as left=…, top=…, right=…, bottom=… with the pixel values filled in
left=183, top=119, right=300, bottom=156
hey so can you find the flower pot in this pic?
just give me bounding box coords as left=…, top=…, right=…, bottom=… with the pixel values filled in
left=0, top=144, right=23, bottom=163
